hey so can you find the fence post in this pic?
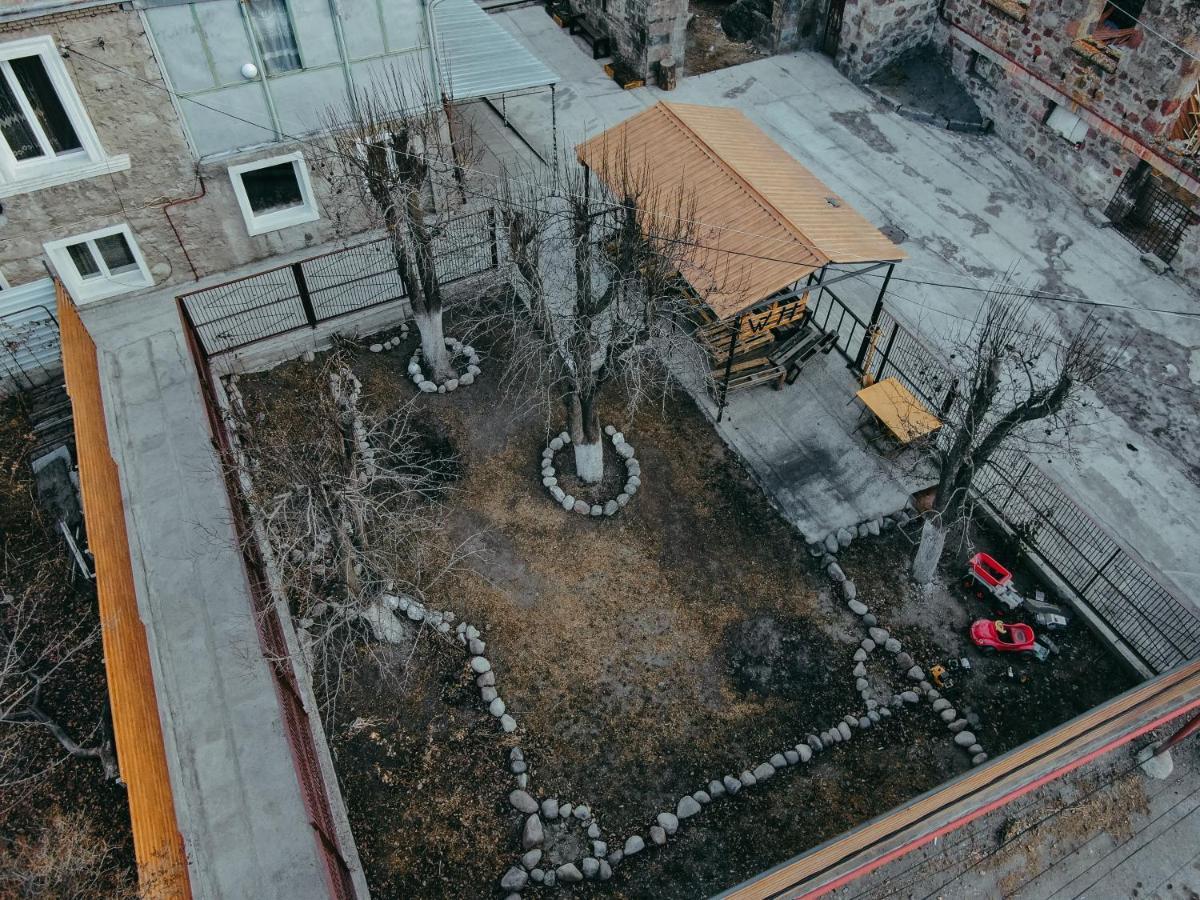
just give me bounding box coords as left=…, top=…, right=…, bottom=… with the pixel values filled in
left=292, top=262, right=318, bottom=329
left=489, top=207, right=500, bottom=269
left=1080, top=548, right=1121, bottom=597
left=875, top=322, right=898, bottom=380
left=856, top=262, right=893, bottom=370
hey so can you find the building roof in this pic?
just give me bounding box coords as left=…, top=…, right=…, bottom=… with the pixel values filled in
left=577, top=102, right=905, bottom=319
left=432, top=0, right=559, bottom=102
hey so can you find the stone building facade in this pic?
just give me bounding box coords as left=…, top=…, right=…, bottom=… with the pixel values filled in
left=720, top=0, right=827, bottom=55
left=834, top=0, right=1200, bottom=286
left=573, top=0, right=688, bottom=81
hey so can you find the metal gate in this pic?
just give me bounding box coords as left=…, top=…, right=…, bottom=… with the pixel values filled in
left=1104, top=163, right=1197, bottom=263
left=821, top=0, right=846, bottom=56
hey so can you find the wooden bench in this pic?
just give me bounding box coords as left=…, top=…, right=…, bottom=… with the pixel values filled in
left=570, top=17, right=611, bottom=59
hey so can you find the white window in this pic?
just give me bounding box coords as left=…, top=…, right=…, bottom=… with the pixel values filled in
left=0, top=36, right=129, bottom=198
left=44, top=224, right=153, bottom=303
left=228, top=151, right=319, bottom=235
left=1046, top=104, right=1089, bottom=144
left=246, top=0, right=302, bottom=74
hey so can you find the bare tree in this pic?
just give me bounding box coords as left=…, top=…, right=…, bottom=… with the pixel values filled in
left=492, top=147, right=710, bottom=483
left=225, top=352, right=469, bottom=719
left=911, top=279, right=1116, bottom=584
left=322, top=69, right=477, bottom=383
left=0, top=810, right=136, bottom=900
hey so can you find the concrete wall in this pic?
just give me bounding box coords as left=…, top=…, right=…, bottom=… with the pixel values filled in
left=144, top=0, right=430, bottom=158
left=836, top=0, right=943, bottom=82
left=0, top=5, right=369, bottom=300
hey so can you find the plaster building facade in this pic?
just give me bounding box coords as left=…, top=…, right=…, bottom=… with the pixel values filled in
left=833, top=0, right=1200, bottom=285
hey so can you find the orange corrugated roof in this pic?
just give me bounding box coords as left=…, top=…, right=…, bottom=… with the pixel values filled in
left=577, top=102, right=904, bottom=319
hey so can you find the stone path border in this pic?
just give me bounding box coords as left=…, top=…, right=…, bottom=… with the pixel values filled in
left=540, top=425, right=641, bottom=518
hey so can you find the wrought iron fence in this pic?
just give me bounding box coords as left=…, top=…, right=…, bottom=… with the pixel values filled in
left=180, top=208, right=498, bottom=359
left=1104, top=164, right=1197, bottom=264
left=864, top=309, right=958, bottom=417
left=807, top=282, right=869, bottom=361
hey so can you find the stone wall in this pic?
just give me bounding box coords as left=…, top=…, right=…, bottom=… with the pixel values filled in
left=0, top=5, right=367, bottom=297
left=579, top=0, right=687, bottom=79
left=722, top=0, right=825, bottom=53
left=836, top=0, right=944, bottom=81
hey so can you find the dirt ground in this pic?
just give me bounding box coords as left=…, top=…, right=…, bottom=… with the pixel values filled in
left=868, top=45, right=985, bottom=125
left=0, top=397, right=135, bottom=896
left=685, top=0, right=765, bottom=76
left=235, top=322, right=1137, bottom=899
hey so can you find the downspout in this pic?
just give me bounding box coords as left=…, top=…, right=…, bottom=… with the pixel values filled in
left=161, top=168, right=208, bottom=282
left=423, top=0, right=447, bottom=101
left=327, top=0, right=357, bottom=113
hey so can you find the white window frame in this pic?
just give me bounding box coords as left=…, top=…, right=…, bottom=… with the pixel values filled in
left=44, top=223, right=153, bottom=303
left=228, top=151, right=320, bottom=236
left=0, top=35, right=130, bottom=199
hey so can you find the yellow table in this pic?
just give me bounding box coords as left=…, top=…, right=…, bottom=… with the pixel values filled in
left=855, top=377, right=941, bottom=444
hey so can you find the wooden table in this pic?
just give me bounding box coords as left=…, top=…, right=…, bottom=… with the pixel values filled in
left=855, top=377, right=941, bottom=444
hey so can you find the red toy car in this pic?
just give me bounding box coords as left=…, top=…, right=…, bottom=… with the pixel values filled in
left=963, top=553, right=1023, bottom=610
left=970, top=619, right=1037, bottom=655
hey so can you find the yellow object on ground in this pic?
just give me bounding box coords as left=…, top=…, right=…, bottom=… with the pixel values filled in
left=855, top=377, right=941, bottom=444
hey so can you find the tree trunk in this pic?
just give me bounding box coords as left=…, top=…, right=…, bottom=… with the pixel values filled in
left=413, top=309, right=453, bottom=381
left=568, top=391, right=603, bottom=484
left=911, top=517, right=947, bottom=585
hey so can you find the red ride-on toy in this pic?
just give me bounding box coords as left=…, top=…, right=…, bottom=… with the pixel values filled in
left=970, top=619, right=1037, bottom=656
left=963, top=552, right=1024, bottom=610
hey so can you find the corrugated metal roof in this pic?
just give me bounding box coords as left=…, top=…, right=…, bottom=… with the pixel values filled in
left=432, top=0, right=559, bottom=102
left=0, top=277, right=61, bottom=396
left=577, top=103, right=904, bottom=319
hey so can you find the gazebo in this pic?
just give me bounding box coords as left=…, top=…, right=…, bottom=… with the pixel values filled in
left=577, top=102, right=906, bottom=419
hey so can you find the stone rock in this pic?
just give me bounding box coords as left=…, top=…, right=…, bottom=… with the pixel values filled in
left=855, top=677, right=869, bottom=692
left=949, top=719, right=969, bottom=733
left=599, top=860, right=613, bottom=880
left=459, top=372, right=474, bottom=386
left=550, top=486, right=565, bottom=502
left=522, top=849, right=542, bottom=869
left=500, top=714, right=517, bottom=733
left=859, top=716, right=872, bottom=729
left=604, top=500, right=619, bottom=516
left=862, top=613, right=878, bottom=627
left=543, top=870, right=556, bottom=887
left=616, top=493, right=630, bottom=507
left=501, top=867, right=528, bottom=891
left=827, top=562, right=846, bottom=583
left=709, top=779, right=726, bottom=798
left=542, top=476, right=556, bottom=487
left=880, top=706, right=892, bottom=718
left=616, top=442, right=635, bottom=459
left=848, top=598, right=867, bottom=615
left=469, top=638, right=486, bottom=655
left=884, top=638, right=902, bottom=654
left=678, top=795, right=702, bottom=818
left=822, top=532, right=840, bottom=554
left=541, top=798, right=558, bottom=819
left=806, top=734, right=824, bottom=752
left=858, top=523, right=871, bottom=538
left=593, top=840, right=607, bottom=857
left=625, top=482, right=639, bottom=497
left=968, top=743, right=983, bottom=755
left=954, top=731, right=977, bottom=747
left=562, top=495, right=575, bottom=511
left=510, top=790, right=538, bottom=814
left=853, top=649, right=868, bottom=662
left=650, top=825, right=667, bottom=846
left=476, top=671, right=495, bottom=687
left=471, top=656, right=491, bottom=674
left=481, top=686, right=498, bottom=703
left=531, top=868, right=545, bottom=883
left=590, top=504, right=603, bottom=517
left=739, top=770, right=757, bottom=787
left=611, top=432, right=625, bottom=445
left=837, top=722, right=852, bottom=741
left=574, top=804, right=591, bottom=820
left=723, top=774, right=742, bottom=794
left=624, top=835, right=645, bottom=856
left=557, top=863, right=583, bottom=883
left=861, top=638, right=876, bottom=653
left=510, top=747, right=524, bottom=762
left=932, top=699, right=951, bottom=712
left=837, top=527, right=854, bottom=548
left=303, top=350, right=316, bottom=363
left=369, top=343, right=384, bottom=353
left=868, top=710, right=881, bottom=723
left=907, top=666, right=925, bottom=681
left=900, top=691, right=920, bottom=703
left=927, top=689, right=941, bottom=701
left=573, top=500, right=590, bottom=515
left=919, top=681, right=933, bottom=694
left=582, top=857, right=600, bottom=879
left=895, top=652, right=914, bottom=669
left=752, top=761, right=775, bottom=781
left=797, top=744, right=812, bottom=762
left=867, top=518, right=881, bottom=536
left=550, top=436, right=564, bottom=451
left=770, top=753, right=787, bottom=769
left=559, top=803, right=573, bottom=819
left=489, top=697, right=506, bottom=717
left=693, top=789, right=711, bottom=805
left=844, top=715, right=859, bottom=727
left=784, top=749, right=800, bottom=765
left=852, top=662, right=866, bottom=678
left=605, top=425, right=617, bottom=435
left=588, top=822, right=601, bottom=838
left=444, top=379, right=458, bottom=392
left=869, top=627, right=890, bottom=644
left=972, top=752, right=989, bottom=765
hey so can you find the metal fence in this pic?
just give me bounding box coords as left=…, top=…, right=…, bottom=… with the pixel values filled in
left=807, top=281, right=869, bottom=361
left=855, top=309, right=1200, bottom=674
left=179, top=208, right=499, bottom=358
left=1, top=278, right=62, bottom=397
left=1104, top=164, right=1197, bottom=264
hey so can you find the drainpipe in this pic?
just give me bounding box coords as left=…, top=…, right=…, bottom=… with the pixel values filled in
left=327, top=0, right=357, bottom=113
left=161, top=168, right=207, bottom=282
left=423, top=0, right=448, bottom=102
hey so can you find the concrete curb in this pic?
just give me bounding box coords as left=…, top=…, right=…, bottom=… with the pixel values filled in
left=862, top=83, right=993, bottom=136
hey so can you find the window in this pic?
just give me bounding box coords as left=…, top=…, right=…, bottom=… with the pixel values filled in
left=246, top=0, right=302, bottom=74
left=1045, top=103, right=1089, bottom=144
left=1089, top=0, right=1145, bottom=48
left=44, top=224, right=153, bottom=302
left=0, top=36, right=129, bottom=198
left=228, top=151, right=319, bottom=235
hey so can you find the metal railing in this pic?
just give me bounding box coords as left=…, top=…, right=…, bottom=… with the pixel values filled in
left=807, top=282, right=869, bottom=362
left=1104, top=164, right=1197, bottom=264
left=180, top=208, right=499, bottom=359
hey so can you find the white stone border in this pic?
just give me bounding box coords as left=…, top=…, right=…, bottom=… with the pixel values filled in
left=407, top=336, right=483, bottom=394
left=540, top=425, right=642, bottom=517
left=366, top=321, right=409, bottom=355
